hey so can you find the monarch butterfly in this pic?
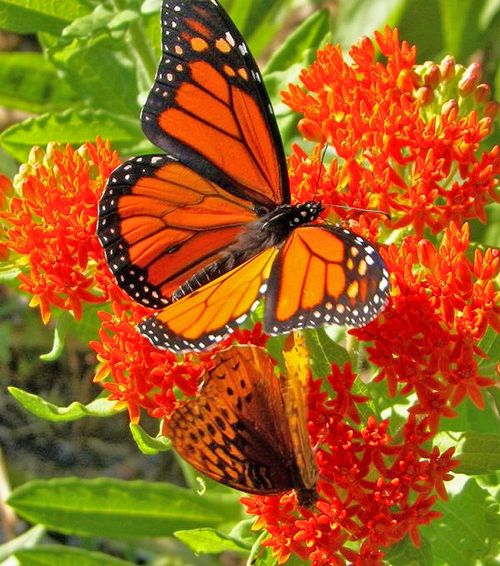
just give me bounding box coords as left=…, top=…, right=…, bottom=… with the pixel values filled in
left=165, top=335, right=318, bottom=507
left=97, top=0, right=390, bottom=352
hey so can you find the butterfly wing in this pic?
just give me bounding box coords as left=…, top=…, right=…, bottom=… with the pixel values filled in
left=165, top=346, right=302, bottom=495
left=142, top=0, right=289, bottom=208
left=282, top=333, right=318, bottom=502
left=98, top=155, right=257, bottom=307
left=139, top=247, right=278, bottom=351
left=265, top=225, right=390, bottom=333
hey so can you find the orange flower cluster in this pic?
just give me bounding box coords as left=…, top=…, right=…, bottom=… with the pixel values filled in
left=0, top=140, right=121, bottom=322
left=354, top=222, right=498, bottom=416
left=284, top=27, right=498, bottom=237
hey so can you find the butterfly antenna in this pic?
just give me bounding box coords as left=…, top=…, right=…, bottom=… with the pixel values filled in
left=313, top=145, right=391, bottom=220
left=312, top=143, right=329, bottom=202
left=327, top=202, right=391, bottom=220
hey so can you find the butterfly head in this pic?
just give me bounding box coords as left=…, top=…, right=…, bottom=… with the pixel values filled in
left=287, top=201, right=323, bottom=228
left=260, top=201, right=323, bottom=233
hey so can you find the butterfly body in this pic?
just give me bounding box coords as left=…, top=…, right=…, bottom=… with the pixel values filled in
left=165, top=345, right=318, bottom=507
left=97, top=0, right=390, bottom=352
left=172, top=200, right=323, bottom=300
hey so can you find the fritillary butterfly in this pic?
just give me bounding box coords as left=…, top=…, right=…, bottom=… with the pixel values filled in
left=165, top=338, right=318, bottom=507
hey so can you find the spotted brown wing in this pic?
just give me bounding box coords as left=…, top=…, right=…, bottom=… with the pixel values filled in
left=165, top=345, right=318, bottom=505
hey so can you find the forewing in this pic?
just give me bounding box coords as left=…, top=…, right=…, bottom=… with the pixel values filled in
left=265, top=225, right=390, bottom=333
left=142, top=0, right=289, bottom=208
left=165, top=346, right=298, bottom=495
left=139, top=247, right=278, bottom=351
left=98, top=155, right=257, bottom=307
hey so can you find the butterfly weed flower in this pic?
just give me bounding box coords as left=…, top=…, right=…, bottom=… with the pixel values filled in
left=283, top=27, right=499, bottom=237
left=353, top=222, right=497, bottom=414
left=0, top=139, right=121, bottom=322
left=90, top=300, right=208, bottom=422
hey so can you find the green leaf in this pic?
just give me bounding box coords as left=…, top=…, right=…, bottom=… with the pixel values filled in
left=396, top=0, right=444, bottom=62
left=433, top=432, right=500, bottom=475
left=0, top=261, right=22, bottom=281
left=420, top=479, right=498, bottom=565
left=8, top=387, right=120, bottom=422
left=14, top=545, right=134, bottom=566
left=130, top=422, right=171, bottom=454
left=227, top=0, right=291, bottom=58
left=438, top=0, right=486, bottom=60
left=174, top=527, right=251, bottom=554
left=384, top=535, right=434, bottom=566
left=0, top=52, right=77, bottom=113
left=306, top=327, right=350, bottom=378
left=438, top=395, right=499, bottom=435
left=334, top=0, right=409, bottom=49
left=0, top=109, right=142, bottom=162
left=8, top=478, right=237, bottom=538
left=49, top=35, right=140, bottom=116
left=0, top=525, right=45, bottom=562
left=63, top=6, right=139, bottom=37
left=264, top=9, right=330, bottom=74
left=0, top=0, right=91, bottom=34
left=478, top=322, right=500, bottom=375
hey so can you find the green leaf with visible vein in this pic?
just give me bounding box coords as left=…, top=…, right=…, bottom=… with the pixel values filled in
left=0, top=0, right=90, bottom=34
left=305, top=328, right=350, bottom=378
left=15, top=545, right=134, bottom=566
left=433, top=431, right=500, bottom=475
left=8, top=387, right=120, bottom=422
left=175, top=527, right=251, bottom=554
left=49, top=35, right=140, bottom=116
left=8, top=478, right=238, bottom=538
left=0, top=109, right=142, bottom=161
left=0, top=52, right=77, bottom=113
left=419, top=479, right=498, bottom=566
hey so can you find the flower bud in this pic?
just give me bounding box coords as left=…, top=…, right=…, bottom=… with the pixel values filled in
left=439, top=55, right=456, bottom=81
left=423, top=63, right=441, bottom=88
left=416, top=86, right=434, bottom=106
left=458, top=62, right=482, bottom=95
left=298, top=118, right=323, bottom=142
left=473, top=83, right=490, bottom=104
